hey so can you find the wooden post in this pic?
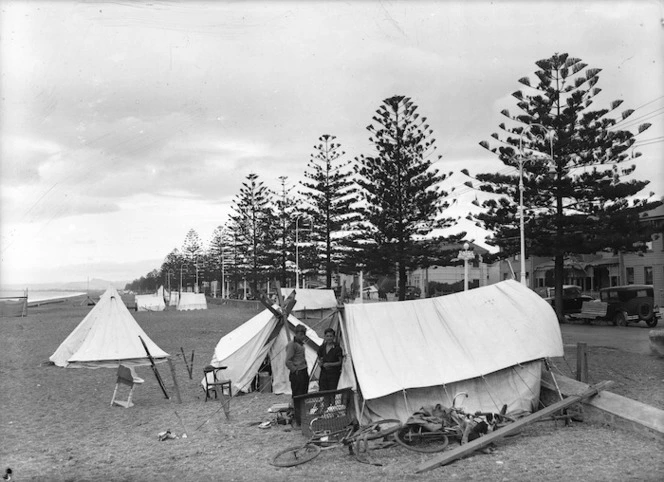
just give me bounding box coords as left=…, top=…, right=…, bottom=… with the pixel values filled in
left=576, top=343, right=588, bottom=383
left=138, top=336, right=169, bottom=399
left=180, top=347, right=192, bottom=379
left=167, top=358, right=182, bottom=404
left=190, top=350, right=195, bottom=378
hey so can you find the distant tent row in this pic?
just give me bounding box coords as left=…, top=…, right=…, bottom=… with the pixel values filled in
left=135, top=286, right=207, bottom=311
left=205, top=281, right=563, bottom=423
left=51, top=287, right=169, bottom=368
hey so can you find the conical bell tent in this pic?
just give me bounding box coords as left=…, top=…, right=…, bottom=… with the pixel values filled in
left=50, top=286, right=169, bottom=368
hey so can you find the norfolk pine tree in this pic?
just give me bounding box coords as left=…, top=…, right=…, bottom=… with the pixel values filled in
left=209, top=226, right=235, bottom=297
left=300, top=134, right=360, bottom=288
left=478, top=53, right=662, bottom=320
left=353, top=95, right=453, bottom=301
left=275, top=176, right=297, bottom=286
left=230, top=173, right=278, bottom=293
left=181, top=229, right=203, bottom=292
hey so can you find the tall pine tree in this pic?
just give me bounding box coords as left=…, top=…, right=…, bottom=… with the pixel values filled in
left=354, top=95, right=452, bottom=300
left=300, top=134, right=360, bottom=288
left=275, top=176, right=297, bottom=286
left=181, top=229, right=202, bottom=292
left=477, top=53, right=661, bottom=319
left=230, top=173, right=278, bottom=293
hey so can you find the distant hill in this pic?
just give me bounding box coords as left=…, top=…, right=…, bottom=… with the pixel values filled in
left=60, top=278, right=128, bottom=291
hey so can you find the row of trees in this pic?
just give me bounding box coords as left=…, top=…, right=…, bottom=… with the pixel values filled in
left=126, top=53, right=661, bottom=309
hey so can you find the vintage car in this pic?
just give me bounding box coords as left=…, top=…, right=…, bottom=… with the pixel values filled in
left=598, top=284, right=659, bottom=327
left=544, top=285, right=595, bottom=314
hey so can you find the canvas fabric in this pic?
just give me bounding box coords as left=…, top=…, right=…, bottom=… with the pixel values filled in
left=279, top=288, right=338, bottom=311
left=340, top=280, right=564, bottom=421
left=135, top=294, right=166, bottom=312
left=177, top=292, right=207, bottom=310
left=208, top=308, right=323, bottom=395
left=50, top=286, right=169, bottom=368
left=358, top=361, right=542, bottom=422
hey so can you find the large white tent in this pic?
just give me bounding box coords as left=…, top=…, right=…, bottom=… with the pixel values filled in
left=177, top=292, right=207, bottom=311
left=279, top=288, right=338, bottom=311
left=340, top=280, right=564, bottom=422
left=50, top=286, right=169, bottom=368
left=208, top=308, right=322, bottom=395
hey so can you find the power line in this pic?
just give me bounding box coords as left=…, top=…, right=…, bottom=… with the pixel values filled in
left=608, top=107, right=664, bottom=131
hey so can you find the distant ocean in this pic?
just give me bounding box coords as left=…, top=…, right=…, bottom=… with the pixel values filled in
left=0, top=290, right=86, bottom=303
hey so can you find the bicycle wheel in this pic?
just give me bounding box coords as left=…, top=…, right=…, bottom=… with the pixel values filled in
left=355, top=419, right=402, bottom=441
left=395, top=425, right=449, bottom=453
left=270, top=443, right=321, bottom=467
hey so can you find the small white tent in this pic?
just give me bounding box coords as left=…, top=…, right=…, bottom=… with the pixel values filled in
left=340, top=280, right=564, bottom=422
left=208, top=308, right=322, bottom=395
left=50, top=286, right=169, bottom=368
left=177, top=292, right=207, bottom=311
left=135, top=288, right=166, bottom=312
left=279, top=288, right=338, bottom=311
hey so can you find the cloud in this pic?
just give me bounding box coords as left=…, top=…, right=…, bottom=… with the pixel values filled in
left=1, top=1, right=661, bottom=285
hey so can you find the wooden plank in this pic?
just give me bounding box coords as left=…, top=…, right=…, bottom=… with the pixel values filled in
left=415, top=380, right=614, bottom=474
left=274, top=280, right=285, bottom=308
left=258, top=296, right=281, bottom=318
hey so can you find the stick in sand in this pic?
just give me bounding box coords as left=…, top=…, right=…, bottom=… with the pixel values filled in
left=180, top=347, right=192, bottom=379
left=139, top=335, right=170, bottom=399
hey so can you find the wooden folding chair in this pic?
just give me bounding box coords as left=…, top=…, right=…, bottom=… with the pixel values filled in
left=203, top=364, right=231, bottom=401
left=111, top=364, right=144, bottom=408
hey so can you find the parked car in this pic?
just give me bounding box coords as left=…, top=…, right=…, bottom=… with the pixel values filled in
left=544, top=285, right=595, bottom=314
left=599, top=284, right=659, bottom=327
left=405, top=286, right=421, bottom=300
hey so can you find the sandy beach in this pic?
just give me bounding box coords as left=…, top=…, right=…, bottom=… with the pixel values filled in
left=1, top=297, right=662, bottom=481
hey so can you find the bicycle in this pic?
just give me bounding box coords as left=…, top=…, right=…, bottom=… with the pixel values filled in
left=270, top=419, right=401, bottom=467
left=395, top=393, right=516, bottom=454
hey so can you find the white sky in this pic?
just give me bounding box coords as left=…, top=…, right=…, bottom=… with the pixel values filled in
left=1, top=0, right=662, bottom=286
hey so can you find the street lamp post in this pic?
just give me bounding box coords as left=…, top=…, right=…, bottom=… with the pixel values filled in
left=221, top=248, right=226, bottom=299
left=517, top=135, right=527, bottom=287
left=194, top=255, right=199, bottom=294
left=218, top=228, right=226, bottom=299
left=295, top=215, right=311, bottom=290
left=458, top=242, right=474, bottom=291
left=296, top=217, right=300, bottom=289
left=517, top=123, right=555, bottom=288
left=166, top=269, right=174, bottom=296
